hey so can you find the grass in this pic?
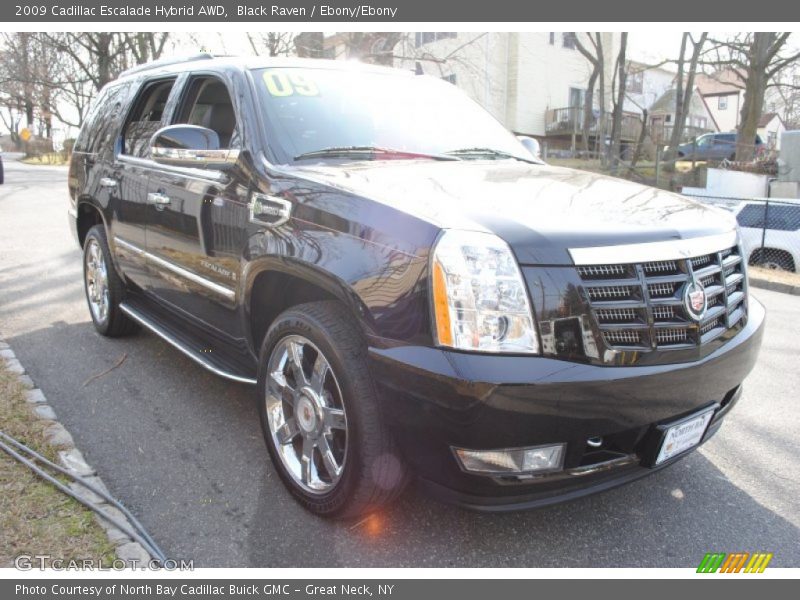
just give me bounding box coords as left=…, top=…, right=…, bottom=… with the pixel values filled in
left=749, top=266, right=800, bottom=287
left=0, top=357, right=115, bottom=567
left=21, top=153, right=70, bottom=166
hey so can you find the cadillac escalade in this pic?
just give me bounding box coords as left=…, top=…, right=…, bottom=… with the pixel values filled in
left=68, top=55, right=765, bottom=517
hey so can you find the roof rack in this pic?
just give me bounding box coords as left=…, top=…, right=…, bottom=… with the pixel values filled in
left=119, top=53, right=218, bottom=78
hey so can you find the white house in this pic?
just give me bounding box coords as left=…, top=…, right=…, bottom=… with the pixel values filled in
left=624, top=60, right=677, bottom=116
left=647, top=86, right=718, bottom=144
left=695, top=70, right=743, bottom=133
left=757, top=112, right=786, bottom=150
left=391, top=32, right=625, bottom=149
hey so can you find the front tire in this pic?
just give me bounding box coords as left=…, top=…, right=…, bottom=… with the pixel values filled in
left=257, top=301, right=407, bottom=518
left=82, top=225, right=137, bottom=336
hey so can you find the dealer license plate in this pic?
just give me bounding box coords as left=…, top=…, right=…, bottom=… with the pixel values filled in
left=655, top=409, right=715, bottom=465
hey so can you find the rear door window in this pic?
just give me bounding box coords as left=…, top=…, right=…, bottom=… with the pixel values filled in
left=74, top=82, right=131, bottom=155
left=121, top=78, right=177, bottom=158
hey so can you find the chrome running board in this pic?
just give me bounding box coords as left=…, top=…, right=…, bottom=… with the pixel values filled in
left=120, top=302, right=257, bottom=385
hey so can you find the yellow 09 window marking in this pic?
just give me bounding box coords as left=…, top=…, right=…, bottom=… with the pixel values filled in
left=263, top=70, right=320, bottom=97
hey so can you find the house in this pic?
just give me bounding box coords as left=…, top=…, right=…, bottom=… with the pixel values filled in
left=757, top=112, right=786, bottom=150
left=624, top=60, right=677, bottom=116
left=391, top=32, right=631, bottom=151
left=695, top=70, right=744, bottom=133
left=647, top=86, right=717, bottom=144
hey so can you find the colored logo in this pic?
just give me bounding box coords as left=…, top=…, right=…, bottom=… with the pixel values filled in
left=697, top=552, right=773, bottom=573
left=683, top=280, right=707, bottom=321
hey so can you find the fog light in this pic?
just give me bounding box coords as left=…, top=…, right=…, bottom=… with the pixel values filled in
left=453, top=444, right=565, bottom=475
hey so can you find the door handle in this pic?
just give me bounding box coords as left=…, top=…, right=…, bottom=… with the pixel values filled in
left=99, top=177, right=118, bottom=188
left=147, top=192, right=171, bottom=209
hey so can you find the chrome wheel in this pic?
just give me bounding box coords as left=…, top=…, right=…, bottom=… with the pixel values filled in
left=265, top=335, right=348, bottom=494
left=85, top=238, right=109, bottom=324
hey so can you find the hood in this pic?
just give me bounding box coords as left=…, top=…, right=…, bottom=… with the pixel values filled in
left=288, top=160, right=736, bottom=265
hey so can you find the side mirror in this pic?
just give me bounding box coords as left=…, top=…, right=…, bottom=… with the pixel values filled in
left=150, top=125, right=239, bottom=170
left=517, top=135, right=542, bottom=160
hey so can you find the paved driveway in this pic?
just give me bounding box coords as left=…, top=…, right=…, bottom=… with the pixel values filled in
left=1, top=157, right=798, bottom=567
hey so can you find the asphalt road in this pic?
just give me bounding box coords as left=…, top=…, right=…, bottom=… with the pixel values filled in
left=1, top=156, right=798, bottom=567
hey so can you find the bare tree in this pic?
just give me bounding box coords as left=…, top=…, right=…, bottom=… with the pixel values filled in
left=572, top=33, right=606, bottom=156
left=294, top=32, right=325, bottom=58
left=607, top=33, right=629, bottom=173
left=707, top=33, right=799, bottom=160
left=125, top=33, right=171, bottom=65
left=246, top=32, right=295, bottom=57
left=665, top=32, right=708, bottom=173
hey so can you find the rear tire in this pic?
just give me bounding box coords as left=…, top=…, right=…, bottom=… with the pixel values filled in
left=257, top=301, right=408, bottom=518
left=749, top=248, right=795, bottom=272
left=82, top=225, right=138, bottom=336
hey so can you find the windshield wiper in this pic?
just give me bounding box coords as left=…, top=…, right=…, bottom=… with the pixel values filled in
left=444, top=147, right=540, bottom=164
left=294, top=146, right=460, bottom=162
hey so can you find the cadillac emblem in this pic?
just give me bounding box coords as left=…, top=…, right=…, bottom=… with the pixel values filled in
left=683, top=280, right=707, bottom=321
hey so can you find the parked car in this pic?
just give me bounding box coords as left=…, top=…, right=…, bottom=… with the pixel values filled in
left=68, top=55, right=765, bottom=518
left=735, top=200, right=800, bottom=271
left=677, top=132, right=764, bottom=162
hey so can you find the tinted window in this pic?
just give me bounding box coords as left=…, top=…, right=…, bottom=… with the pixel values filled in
left=767, top=205, right=800, bottom=231
left=736, top=204, right=766, bottom=228
left=74, top=83, right=130, bottom=154
left=122, top=78, right=176, bottom=158
left=174, top=77, right=239, bottom=149
left=737, top=203, right=800, bottom=231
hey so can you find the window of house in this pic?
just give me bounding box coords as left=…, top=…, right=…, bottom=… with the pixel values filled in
left=718, top=96, right=728, bottom=110
left=627, top=70, right=643, bottom=94
left=549, top=33, right=555, bottom=45
left=563, top=33, right=577, bottom=49
left=414, top=32, right=455, bottom=48
left=665, top=114, right=672, bottom=123
left=174, top=77, right=239, bottom=149
left=442, top=74, right=456, bottom=85
left=121, top=78, right=176, bottom=158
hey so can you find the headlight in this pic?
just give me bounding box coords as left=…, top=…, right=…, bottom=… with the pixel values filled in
left=431, top=230, right=539, bottom=353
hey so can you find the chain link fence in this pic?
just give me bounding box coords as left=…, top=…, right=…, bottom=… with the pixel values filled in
left=541, top=135, right=776, bottom=190
left=680, top=194, right=800, bottom=273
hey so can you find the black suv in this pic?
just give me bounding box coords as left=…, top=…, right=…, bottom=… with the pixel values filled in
left=69, top=55, right=765, bottom=517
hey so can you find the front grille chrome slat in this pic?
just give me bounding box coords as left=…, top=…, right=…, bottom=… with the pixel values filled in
left=577, top=245, right=747, bottom=353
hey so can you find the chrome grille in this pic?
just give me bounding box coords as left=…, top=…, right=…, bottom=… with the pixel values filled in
left=603, top=331, right=642, bottom=345
left=647, top=282, right=679, bottom=297
left=579, top=245, right=748, bottom=352
left=652, top=306, right=676, bottom=320
left=587, top=285, right=635, bottom=300
left=643, top=260, right=678, bottom=275
left=577, top=264, right=628, bottom=279
left=596, top=308, right=638, bottom=322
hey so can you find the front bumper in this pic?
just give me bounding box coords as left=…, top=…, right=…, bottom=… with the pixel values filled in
left=369, top=297, right=765, bottom=511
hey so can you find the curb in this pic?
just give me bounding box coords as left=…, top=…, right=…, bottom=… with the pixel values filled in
left=0, top=338, right=153, bottom=567
left=749, top=277, right=800, bottom=296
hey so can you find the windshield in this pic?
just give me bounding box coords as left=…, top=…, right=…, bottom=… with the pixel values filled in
left=253, top=66, right=534, bottom=164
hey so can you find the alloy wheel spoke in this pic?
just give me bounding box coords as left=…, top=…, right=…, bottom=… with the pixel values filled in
left=300, top=437, right=315, bottom=485
left=310, top=354, right=329, bottom=395
left=275, top=418, right=299, bottom=445
left=288, top=340, right=308, bottom=386
left=318, top=436, right=342, bottom=480
left=323, top=407, right=346, bottom=430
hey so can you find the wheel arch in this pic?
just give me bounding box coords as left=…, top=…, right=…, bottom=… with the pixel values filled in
left=748, top=246, right=797, bottom=272
left=76, top=199, right=107, bottom=248
left=243, top=259, right=374, bottom=356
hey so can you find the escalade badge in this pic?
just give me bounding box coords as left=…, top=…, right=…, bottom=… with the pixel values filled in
left=684, top=281, right=707, bottom=321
